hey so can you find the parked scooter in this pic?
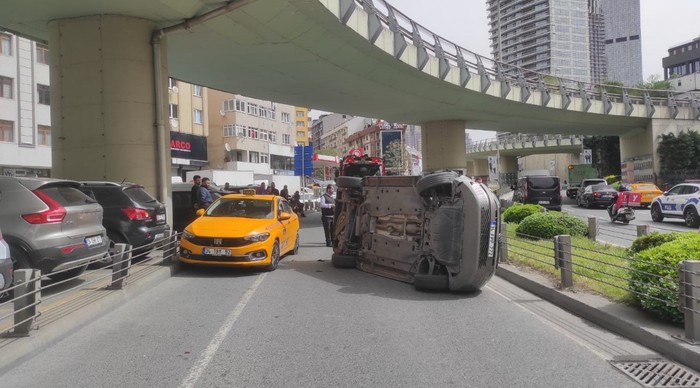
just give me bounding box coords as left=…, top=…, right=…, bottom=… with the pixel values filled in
left=607, top=189, right=641, bottom=224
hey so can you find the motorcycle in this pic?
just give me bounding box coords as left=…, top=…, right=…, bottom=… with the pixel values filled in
left=607, top=190, right=641, bottom=224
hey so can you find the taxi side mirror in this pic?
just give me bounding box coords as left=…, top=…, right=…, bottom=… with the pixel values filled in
left=196, top=209, right=205, bottom=216
left=279, top=212, right=292, bottom=221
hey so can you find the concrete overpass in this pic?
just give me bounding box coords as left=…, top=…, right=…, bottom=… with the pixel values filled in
left=2, top=0, right=699, bottom=208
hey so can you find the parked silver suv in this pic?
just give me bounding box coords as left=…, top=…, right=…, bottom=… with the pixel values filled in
left=0, top=177, right=108, bottom=280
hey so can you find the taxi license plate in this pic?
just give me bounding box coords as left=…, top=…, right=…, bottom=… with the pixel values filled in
left=538, top=200, right=550, bottom=205
left=203, top=248, right=232, bottom=256
left=156, top=214, right=166, bottom=223
left=85, top=235, right=103, bottom=247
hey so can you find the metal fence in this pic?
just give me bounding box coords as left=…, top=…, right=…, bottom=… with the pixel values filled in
left=501, top=224, right=700, bottom=342
left=0, top=232, right=180, bottom=337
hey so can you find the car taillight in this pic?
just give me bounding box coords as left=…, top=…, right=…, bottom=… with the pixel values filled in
left=21, top=189, right=67, bottom=224
left=122, top=207, right=151, bottom=221
left=593, top=192, right=601, bottom=197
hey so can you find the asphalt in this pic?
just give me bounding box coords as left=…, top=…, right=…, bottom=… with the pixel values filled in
left=1, top=208, right=700, bottom=375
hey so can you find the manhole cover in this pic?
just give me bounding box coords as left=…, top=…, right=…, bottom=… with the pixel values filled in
left=611, top=360, right=700, bottom=387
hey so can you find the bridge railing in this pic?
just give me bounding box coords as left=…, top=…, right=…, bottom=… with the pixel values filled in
left=341, top=0, right=700, bottom=119
left=466, top=133, right=584, bottom=153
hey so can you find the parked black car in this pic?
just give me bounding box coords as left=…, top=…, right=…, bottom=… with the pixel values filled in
left=577, top=184, right=618, bottom=208
left=80, top=182, right=169, bottom=257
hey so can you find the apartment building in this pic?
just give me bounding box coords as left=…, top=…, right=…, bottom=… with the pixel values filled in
left=207, top=90, right=296, bottom=181
left=601, top=0, right=642, bottom=85
left=663, top=36, right=700, bottom=80
left=294, top=107, right=310, bottom=146
left=0, top=32, right=51, bottom=178
left=310, top=113, right=353, bottom=152
left=168, top=78, right=210, bottom=180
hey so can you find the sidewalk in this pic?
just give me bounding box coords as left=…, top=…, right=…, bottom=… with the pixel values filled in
left=496, top=262, right=700, bottom=372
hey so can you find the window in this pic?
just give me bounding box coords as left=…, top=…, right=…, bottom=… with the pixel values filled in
left=269, top=132, right=276, bottom=143
left=168, top=77, right=177, bottom=89
left=282, top=134, right=291, bottom=145
left=0, top=120, right=13, bottom=142
left=0, top=34, right=11, bottom=56
left=260, top=108, right=269, bottom=119
left=223, top=99, right=235, bottom=112
left=0, top=77, right=12, bottom=99
left=193, top=109, right=203, bottom=124
left=296, top=131, right=305, bottom=138
left=629, top=35, right=639, bottom=41
left=36, top=44, right=49, bottom=65
left=260, top=130, right=269, bottom=141
left=269, top=110, right=276, bottom=120
left=261, top=153, right=269, bottom=164
left=615, top=37, right=627, bottom=43
left=38, top=125, right=51, bottom=146
left=169, top=104, right=178, bottom=119
left=223, top=124, right=235, bottom=137
left=249, top=151, right=260, bottom=163
left=235, top=100, right=246, bottom=112
left=193, top=85, right=202, bottom=97
left=281, top=112, right=290, bottom=123
left=247, top=127, right=258, bottom=139
left=296, top=111, right=304, bottom=118
left=236, top=124, right=246, bottom=137
left=296, top=121, right=305, bottom=127
left=247, top=103, right=259, bottom=116
left=37, top=84, right=50, bottom=105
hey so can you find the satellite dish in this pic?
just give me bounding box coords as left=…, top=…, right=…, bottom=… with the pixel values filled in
left=171, top=86, right=179, bottom=94
left=224, top=143, right=232, bottom=152
left=219, top=109, right=226, bottom=116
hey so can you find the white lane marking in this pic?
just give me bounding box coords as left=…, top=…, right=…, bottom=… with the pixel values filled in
left=180, top=273, right=268, bottom=388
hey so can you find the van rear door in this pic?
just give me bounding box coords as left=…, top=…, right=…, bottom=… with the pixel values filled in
left=527, top=176, right=561, bottom=206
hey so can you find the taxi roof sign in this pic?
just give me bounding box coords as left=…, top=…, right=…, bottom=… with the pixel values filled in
left=241, top=188, right=256, bottom=196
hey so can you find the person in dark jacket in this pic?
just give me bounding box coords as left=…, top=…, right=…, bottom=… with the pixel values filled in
left=190, top=175, right=201, bottom=210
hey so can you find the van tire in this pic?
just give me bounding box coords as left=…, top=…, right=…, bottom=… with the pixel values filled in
left=337, top=177, right=362, bottom=189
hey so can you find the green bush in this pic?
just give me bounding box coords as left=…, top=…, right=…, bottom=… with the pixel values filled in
left=629, top=232, right=681, bottom=254
left=502, top=204, right=543, bottom=224
left=515, top=212, right=588, bottom=239
left=629, top=233, right=700, bottom=323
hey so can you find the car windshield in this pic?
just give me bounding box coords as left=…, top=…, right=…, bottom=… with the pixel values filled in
left=205, top=198, right=274, bottom=219
left=634, top=184, right=658, bottom=191
left=592, top=184, right=615, bottom=191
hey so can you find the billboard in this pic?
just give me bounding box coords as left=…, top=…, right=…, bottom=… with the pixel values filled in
left=380, top=130, right=403, bottom=158
left=170, top=131, right=208, bottom=162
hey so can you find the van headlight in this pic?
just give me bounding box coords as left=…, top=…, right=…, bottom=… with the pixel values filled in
left=244, top=233, right=270, bottom=242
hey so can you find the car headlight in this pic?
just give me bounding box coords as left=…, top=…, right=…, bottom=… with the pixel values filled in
left=182, top=230, right=195, bottom=241
left=244, top=232, right=270, bottom=242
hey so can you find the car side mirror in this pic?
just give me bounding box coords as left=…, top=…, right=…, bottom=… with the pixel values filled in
left=196, top=209, right=205, bottom=216
left=279, top=212, right=292, bottom=221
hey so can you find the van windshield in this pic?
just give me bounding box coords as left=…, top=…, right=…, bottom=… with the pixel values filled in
left=528, top=177, right=559, bottom=190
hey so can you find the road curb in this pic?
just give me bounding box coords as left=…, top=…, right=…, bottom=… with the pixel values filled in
left=496, top=264, right=700, bottom=371
left=0, top=263, right=174, bottom=374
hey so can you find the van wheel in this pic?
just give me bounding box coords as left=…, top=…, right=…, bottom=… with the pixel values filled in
left=416, top=172, right=457, bottom=197
left=414, top=273, right=449, bottom=292
left=336, top=176, right=362, bottom=189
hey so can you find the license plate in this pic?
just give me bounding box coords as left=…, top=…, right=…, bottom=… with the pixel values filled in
left=487, top=221, right=496, bottom=258
left=203, top=247, right=232, bottom=256
left=156, top=214, right=166, bottom=223
left=85, top=235, right=103, bottom=247
left=602, top=195, right=611, bottom=199
left=154, top=233, right=164, bottom=240
left=538, top=200, right=550, bottom=205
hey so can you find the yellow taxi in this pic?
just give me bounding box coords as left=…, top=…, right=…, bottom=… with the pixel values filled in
left=626, top=182, right=663, bottom=208
left=178, top=189, right=300, bottom=270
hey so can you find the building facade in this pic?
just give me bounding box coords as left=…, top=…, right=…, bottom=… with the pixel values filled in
left=207, top=90, right=296, bottom=181
left=601, top=0, right=642, bottom=86
left=310, top=113, right=353, bottom=152
left=663, top=36, right=700, bottom=80
left=294, top=106, right=310, bottom=146
left=0, top=32, right=52, bottom=178
left=168, top=78, right=210, bottom=180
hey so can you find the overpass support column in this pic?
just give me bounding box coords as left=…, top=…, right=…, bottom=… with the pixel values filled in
left=500, top=155, right=518, bottom=187
left=420, top=120, right=466, bottom=173
left=48, top=15, right=169, bottom=196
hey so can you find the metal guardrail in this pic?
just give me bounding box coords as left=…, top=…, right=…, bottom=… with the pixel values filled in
left=467, top=133, right=584, bottom=153
left=0, top=231, right=180, bottom=337
left=501, top=224, right=700, bottom=343
left=338, top=0, right=700, bottom=119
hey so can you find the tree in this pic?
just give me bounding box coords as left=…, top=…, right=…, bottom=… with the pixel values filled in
left=583, top=136, right=620, bottom=178
left=657, top=130, right=700, bottom=183
left=383, top=140, right=410, bottom=176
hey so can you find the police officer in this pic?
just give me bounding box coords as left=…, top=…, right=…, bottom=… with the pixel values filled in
left=320, top=184, right=335, bottom=247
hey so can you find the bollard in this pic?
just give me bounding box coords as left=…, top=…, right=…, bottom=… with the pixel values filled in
left=636, top=224, right=649, bottom=237
left=587, top=216, right=598, bottom=242
left=10, top=269, right=41, bottom=337
left=165, top=232, right=178, bottom=264
left=160, top=230, right=174, bottom=265
left=680, top=260, right=700, bottom=343
left=554, top=235, right=573, bottom=289
left=499, top=222, right=508, bottom=263
left=108, top=243, right=131, bottom=290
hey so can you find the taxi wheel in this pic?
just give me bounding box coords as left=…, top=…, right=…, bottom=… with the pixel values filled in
left=265, top=242, right=280, bottom=271
left=289, top=232, right=300, bottom=255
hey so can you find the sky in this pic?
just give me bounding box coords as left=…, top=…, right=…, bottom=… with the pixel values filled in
left=310, top=0, right=700, bottom=142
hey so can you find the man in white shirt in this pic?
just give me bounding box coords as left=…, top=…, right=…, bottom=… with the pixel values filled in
left=320, top=184, right=336, bottom=247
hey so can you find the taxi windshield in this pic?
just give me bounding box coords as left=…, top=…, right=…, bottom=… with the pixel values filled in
left=205, top=198, right=274, bottom=219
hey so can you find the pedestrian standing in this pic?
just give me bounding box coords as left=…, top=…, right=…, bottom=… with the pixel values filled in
left=280, top=185, right=289, bottom=200
left=269, top=182, right=280, bottom=196
left=256, top=182, right=267, bottom=195
left=197, top=177, right=214, bottom=209
left=191, top=175, right=202, bottom=210
left=320, top=184, right=335, bottom=247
